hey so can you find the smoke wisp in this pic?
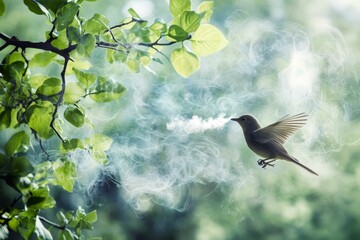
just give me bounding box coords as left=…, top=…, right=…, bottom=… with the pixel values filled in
left=166, top=114, right=232, bottom=134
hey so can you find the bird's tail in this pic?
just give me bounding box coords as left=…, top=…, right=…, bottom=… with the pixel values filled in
left=290, top=158, right=319, bottom=176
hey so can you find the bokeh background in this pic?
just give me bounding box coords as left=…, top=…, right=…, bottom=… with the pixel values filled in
left=2, top=0, right=360, bottom=239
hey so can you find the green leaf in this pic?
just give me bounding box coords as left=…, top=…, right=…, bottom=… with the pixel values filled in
left=86, top=133, right=112, bottom=152
left=5, top=130, right=30, bottom=156
left=197, top=0, right=214, bottom=21
left=85, top=133, right=112, bottom=164
left=83, top=13, right=109, bottom=34
left=36, top=77, right=62, bottom=96
left=76, top=34, right=96, bottom=57
left=89, top=76, right=126, bottom=102
left=169, top=0, right=191, bottom=17
left=64, top=82, right=85, bottom=104
left=128, top=8, right=140, bottom=18
left=27, top=101, right=55, bottom=139
left=84, top=210, right=97, bottom=224
left=51, top=30, right=69, bottom=50
left=190, top=24, right=228, bottom=56
left=64, top=105, right=85, bottom=127
left=167, top=25, right=189, bottom=41
left=23, top=0, right=67, bottom=16
left=30, top=52, right=57, bottom=67
left=67, top=26, right=81, bottom=43
left=179, top=11, right=202, bottom=33
left=18, top=213, right=36, bottom=240
left=60, top=139, right=84, bottom=153
left=27, top=187, right=56, bottom=210
left=53, top=159, right=76, bottom=192
left=0, top=0, right=5, bottom=16
left=171, top=47, right=200, bottom=78
left=35, top=216, right=53, bottom=240
left=0, top=108, right=11, bottom=130
left=56, top=2, right=80, bottom=31
left=23, top=0, right=53, bottom=20
left=58, top=229, right=74, bottom=240
left=127, top=59, right=140, bottom=73
left=73, top=68, right=96, bottom=88
left=28, top=74, right=48, bottom=89
left=11, top=156, right=34, bottom=177
left=150, top=18, right=167, bottom=34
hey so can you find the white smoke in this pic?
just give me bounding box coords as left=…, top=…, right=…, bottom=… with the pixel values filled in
left=166, top=114, right=231, bottom=134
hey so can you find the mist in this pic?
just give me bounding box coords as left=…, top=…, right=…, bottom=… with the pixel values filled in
left=72, top=6, right=355, bottom=214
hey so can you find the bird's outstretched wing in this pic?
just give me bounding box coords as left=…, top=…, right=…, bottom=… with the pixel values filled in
left=251, top=113, right=308, bottom=144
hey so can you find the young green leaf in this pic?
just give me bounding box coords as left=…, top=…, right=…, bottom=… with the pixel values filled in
left=197, top=0, right=214, bottom=21
left=60, top=139, right=84, bottom=153
left=36, top=77, right=62, bottom=96
left=169, top=0, right=191, bottom=17
left=51, top=30, right=69, bottom=50
left=27, top=187, right=56, bottom=210
left=56, top=2, right=80, bottom=31
left=167, top=25, right=189, bottom=41
left=171, top=47, right=200, bottom=78
left=85, top=133, right=113, bottom=164
left=128, top=8, right=140, bottom=18
left=53, top=159, right=76, bottom=192
left=76, top=34, right=96, bottom=57
left=5, top=130, right=30, bottom=156
left=30, top=52, right=57, bottom=67
left=179, top=11, right=202, bottom=33
left=28, top=74, right=49, bottom=89
left=27, top=101, right=55, bottom=139
left=83, top=13, right=109, bottom=34
left=73, top=68, right=97, bottom=88
left=64, top=82, right=86, bottom=104
left=190, top=24, right=228, bottom=56
left=64, top=105, right=85, bottom=127
left=10, top=156, right=34, bottom=177
left=89, top=77, right=126, bottom=102
left=84, top=210, right=97, bottom=224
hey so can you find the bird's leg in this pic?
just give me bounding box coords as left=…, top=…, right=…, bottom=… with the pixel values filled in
left=262, top=159, right=276, bottom=168
left=257, top=158, right=276, bottom=168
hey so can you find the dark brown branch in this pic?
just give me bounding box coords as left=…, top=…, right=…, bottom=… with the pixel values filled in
left=50, top=58, right=69, bottom=142
left=0, top=33, right=76, bottom=58
left=104, top=17, right=146, bottom=33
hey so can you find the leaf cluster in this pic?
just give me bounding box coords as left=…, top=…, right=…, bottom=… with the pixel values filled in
left=0, top=0, right=228, bottom=239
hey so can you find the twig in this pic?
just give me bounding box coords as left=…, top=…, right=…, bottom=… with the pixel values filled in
left=50, top=58, right=69, bottom=142
left=39, top=216, right=66, bottom=230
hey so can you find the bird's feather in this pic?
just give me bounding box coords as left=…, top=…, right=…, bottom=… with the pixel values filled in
left=251, top=113, right=308, bottom=145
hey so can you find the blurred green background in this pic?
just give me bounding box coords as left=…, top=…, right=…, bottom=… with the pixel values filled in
left=2, top=0, right=360, bottom=239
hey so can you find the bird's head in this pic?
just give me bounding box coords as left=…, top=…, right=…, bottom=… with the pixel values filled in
left=231, top=114, right=261, bottom=132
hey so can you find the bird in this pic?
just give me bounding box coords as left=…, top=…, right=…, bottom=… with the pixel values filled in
left=231, top=113, right=318, bottom=176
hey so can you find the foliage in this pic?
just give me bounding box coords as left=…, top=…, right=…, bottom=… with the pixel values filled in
left=0, top=0, right=227, bottom=239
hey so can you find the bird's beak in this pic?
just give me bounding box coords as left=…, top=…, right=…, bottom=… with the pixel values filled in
left=230, top=118, right=237, bottom=121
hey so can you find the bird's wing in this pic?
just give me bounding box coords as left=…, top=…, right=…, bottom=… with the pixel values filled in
left=251, top=113, right=308, bottom=145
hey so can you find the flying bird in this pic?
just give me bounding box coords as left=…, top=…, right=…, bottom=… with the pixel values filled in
left=231, top=113, right=318, bottom=176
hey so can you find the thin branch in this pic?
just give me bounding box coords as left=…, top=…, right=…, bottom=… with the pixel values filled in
left=104, top=17, right=146, bottom=33
left=50, top=58, right=68, bottom=142
left=38, top=216, right=66, bottom=230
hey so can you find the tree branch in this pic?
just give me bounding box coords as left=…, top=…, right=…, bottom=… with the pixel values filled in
left=38, top=216, right=66, bottom=230
left=0, top=33, right=76, bottom=58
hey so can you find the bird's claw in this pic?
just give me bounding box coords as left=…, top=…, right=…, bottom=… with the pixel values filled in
left=262, top=162, right=275, bottom=168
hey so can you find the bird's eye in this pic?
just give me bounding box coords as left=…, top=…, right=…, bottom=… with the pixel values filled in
left=241, top=117, right=247, bottom=121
